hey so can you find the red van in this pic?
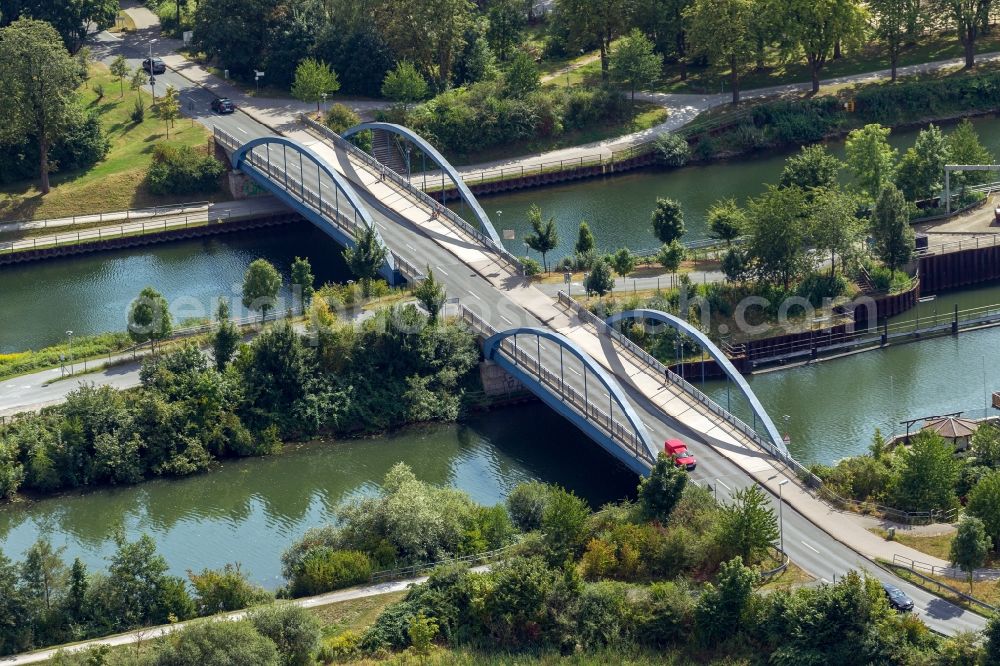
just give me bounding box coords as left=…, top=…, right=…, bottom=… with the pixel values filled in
left=665, top=439, right=696, bottom=471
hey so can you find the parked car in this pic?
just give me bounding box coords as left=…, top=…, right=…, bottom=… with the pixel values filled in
left=142, top=58, right=166, bottom=74
left=665, top=438, right=696, bottom=471
left=881, top=583, right=914, bottom=612
left=211, top=98, right=235, bottom=114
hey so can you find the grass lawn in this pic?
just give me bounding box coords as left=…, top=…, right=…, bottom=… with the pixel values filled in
left=0, top=63, right=212, bottom=223
left=311, top=591, right=407, bottom=636
left=448, top=103, right=667, bottom=167
left=869, top=528, right=1000, bottom=568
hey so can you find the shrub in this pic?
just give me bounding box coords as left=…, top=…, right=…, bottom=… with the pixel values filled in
left=576, top=582, right=634, bottom=650
left=151, top=620, right=280, bottom=665
left=652, top=132, right=690, bottom=167
left=324, top=103, right=361, bottom=135
left=287, top=548, right=372, bottom=596
left=519, top=256, right=542, bottom=276
left=146, top=143, right=224, bottom=195
left=130, top=98, right=145, bottom=123
left=796, top=273, right=847, bottom=306
left=247, top=603, right=322, bottom=666
left=636, top=580, right=695, bottom=648
left=541, top=486, right=591, bottom=565
left=506, top=481, right=551, bottom=532
left=317, top=629, right=362, bottom=662
left=0, top=106, right=109, bottom=185
left=92, top=81, right=104, bottom=99
left=188, top=563, right=273, bottom=614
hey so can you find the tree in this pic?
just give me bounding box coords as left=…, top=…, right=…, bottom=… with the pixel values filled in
left=153, top=620, right=280, bottom=666
left=0, top=18, right=83, bottom=194
left=638, top=452, right=688, bottom=523
left=968, top=470, right=1000, bottom=551
left=414, top=268, right=447, bottom=324
left=247, top=603, right=321, bottom=666
left=381, top=61, right=428, bottom=111
left=745, top=185, right=811, bottom=288
left=1, top=0, right=119, bottom=52
left=609, top=248, right=636, bottom=280
left=377, top=0, right=473, bottom=88
left=716, top=484, right=779, bottom=565
left=973, top=423, right=1000, bottom=468
left=652, top=132, right=691, bottom=167
left=870, top=183, right=914, bottom=273
left=193, top=0, right=273, bottom=79
left=130, top=67, right=148, bottom=94
left=809, top=186, right=861, bottom=277
left=343, top=225, right=388, bottom=297
left=408, top=612, right=439, bottom=657
left=869, top=0, right=922, bottom=81
left=291, top=58, right=340, bottom=112
left=558, top=0, right=629, bottom=79
left=892, top=431, right=960, bottom=513
left=939, top=0, right=991, bottom=69
left=778, top=0, right=868, bottom=93
left=584, top=258, right=615, bottom=296
left=242, top=258, right=283, bottom=322
left=65, top=558, right=88, bottom=623
left=212, top=298, right=240, bottom=372
left=651, top=198, right=685, bottom=244
left=694, top=557, right=757, bottom=643
left=722, top=247, right=747, bottom=282
left=685, top=0, right=756, bottom=104
left=575, top=221, right=596, bottom=255
left=779, top=144, right=841, bottom=190
left=128, top=286, right=173, bottom=353
left=706, top=199, right=744, bottom=245
left=0, top=552, right=30, bottom=655
left=896, top=124, right=949, bottom=202
left=986, top=613, right=1000, bottom=665
left=541, top=486, right=591, bottom=565
left=506, top=481, right=551, bottom=532
left=487, top=0, right=525, bottom=61
left=290, top=256, right=315, bottom=307
left=845, top=124, right=897, bottom=199
left=110, top=54, right=130, bottom=97
left=610, top=29, right=662, bottom=105
left=102, top=534, right=192, bottom=629
left=524, top=204, right=558, bottom=272
left=657, top=240, right=686, bottom=274
left=19, top=538, right=67, bottom=615
left=159, top=84, right=180, bottom=136
left=950, top=516, right=991, bottom=591
left=947, top=119, right=994, bottom=188
left=505, top=51, right=540, bottom=98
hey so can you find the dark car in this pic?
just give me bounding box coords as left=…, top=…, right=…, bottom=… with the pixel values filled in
left=882, top=583, right=914, bottom=612
left=211, top=98, right=235, bottom=114
left=142, top=58, right=166, bottom=74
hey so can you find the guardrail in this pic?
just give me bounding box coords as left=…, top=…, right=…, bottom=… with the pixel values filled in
left=216, top=126, right=421, bottom=282
left=555, top=291, right=960, bottom=525
left=459, top=304, right=653, bottom=465
left=299, top=114, right=525, bottom=276
left=917, top=233, right=1000, bottom=257
left=0, top=201, right=210, bottom=232
left=370, top=544, right=516, bottom=583
left=889, top=555, right=999, bottom=612
left=1, top=214, right=214, bottom=254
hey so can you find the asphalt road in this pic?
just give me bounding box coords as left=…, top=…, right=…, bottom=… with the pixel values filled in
left=11, top=29, right=985, bottom=638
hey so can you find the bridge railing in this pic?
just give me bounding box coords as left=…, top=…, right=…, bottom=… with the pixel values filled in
left=216, top=126, right=420, bottom=283
left=460, top=305, right=653, bottom=465
left=299, top=115, right=525, bottom=276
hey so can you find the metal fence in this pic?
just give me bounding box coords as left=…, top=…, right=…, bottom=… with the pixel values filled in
left=370, top=544, right=516, bottom=583
left=917, top=233, right=1000, bottom=257
left=0, top=201, right=210, bottom=232
left=299, top=115, right=525, bottom=276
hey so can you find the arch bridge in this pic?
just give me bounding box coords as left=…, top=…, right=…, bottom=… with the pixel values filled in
left=215, top=127, right=408, bottom=284
left=341, top=122, right=502, bottom=245
left=461, top=307, right=658, bottom=475
left=605, top=309, right=788, bottom=457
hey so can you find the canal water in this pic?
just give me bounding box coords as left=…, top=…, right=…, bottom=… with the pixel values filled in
left=483, top=114, right=1000, bottom=261
left=0, top=221, right=352, bottom=353
left=0, top=404, right=639, bottom=588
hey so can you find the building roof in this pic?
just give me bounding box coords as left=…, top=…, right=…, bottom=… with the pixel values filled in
left=922, top=416, right=979, bottom=439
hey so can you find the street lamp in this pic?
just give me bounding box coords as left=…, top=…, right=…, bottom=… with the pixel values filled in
left=66, top=330, right=74, bottom=375
left=778, top=479, right=789, bottom=553
left=321, top=92, right=328, bottom=115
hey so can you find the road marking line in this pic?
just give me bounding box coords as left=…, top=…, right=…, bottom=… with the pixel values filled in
left=236, top=127, right=248, bottom=134
left=569, top=367, right=582, bottom=376
left=801, top=540, right=820, bottom=554
left=469, top=292, right=482, bottom=300
left=500, top=315, right=514, bottom=325
left=405, top=244, right=416, bottom=251
left=437, top=267, right=449, bottom=276
left=820, top=578, right=831, bottom=584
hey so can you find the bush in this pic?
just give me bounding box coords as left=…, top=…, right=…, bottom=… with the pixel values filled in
left=506, top=481, right=551, bottom=532
left=146, top=143, right=225, bottom=195
left=287, top=548, right=372, bottom=597
left=188, top=563, right=273, bottom=614
left=0, top=106, right=109, bottom=185
left=653, top=132, right=690, bottom=167
left=796, top=273, right=847, bottom=306
left=519, top=256, right=542, bottom=276
left=324, top=103, right=361, bottom=135
left=151, top=620, right=280, bottom=666
left=576, top=582, right=635, bottom=650
left=247, top=603, right=322, bottom=666
left=130, top=98, right=145, bottom=123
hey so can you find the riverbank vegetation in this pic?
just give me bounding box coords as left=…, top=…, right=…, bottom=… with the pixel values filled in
left=21, top=460, right=1000, bottom=664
